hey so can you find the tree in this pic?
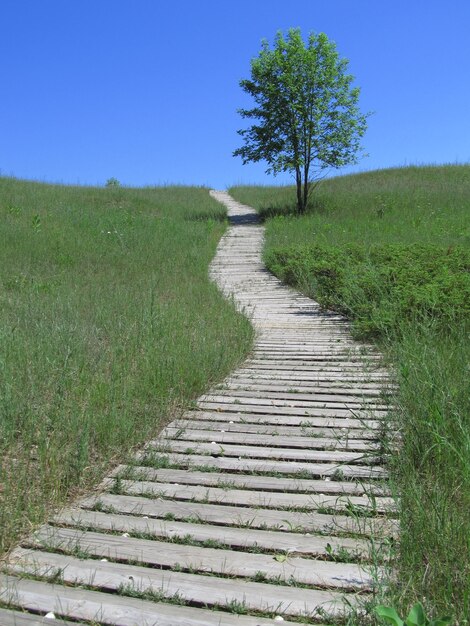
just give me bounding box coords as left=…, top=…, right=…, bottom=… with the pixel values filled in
left=234, top=29, right=369, bottom=214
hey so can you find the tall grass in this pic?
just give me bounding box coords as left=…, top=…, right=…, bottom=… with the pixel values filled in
left=0, top=179, right=253, bottom=554
left=230, top=165, right=470, bottom=623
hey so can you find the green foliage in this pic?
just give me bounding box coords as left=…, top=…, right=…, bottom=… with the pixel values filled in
left=266, top=242, right=470, bottom=337
left=234, top=28, right=368, bottom=213
left=375, top=602, right=452, bottom=626
left=391, top=321, right=470, bottom=621
left=105, top=177, right=121, bottom=187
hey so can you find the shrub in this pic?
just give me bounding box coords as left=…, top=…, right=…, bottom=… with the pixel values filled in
left=265, top=243, right=470, bottom=338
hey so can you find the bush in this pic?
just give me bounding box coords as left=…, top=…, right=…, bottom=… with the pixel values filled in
left=265, top=243, right=470, bottom=338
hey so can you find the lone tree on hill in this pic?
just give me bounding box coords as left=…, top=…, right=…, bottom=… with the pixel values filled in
left=234, top=29, right=369, bottom=214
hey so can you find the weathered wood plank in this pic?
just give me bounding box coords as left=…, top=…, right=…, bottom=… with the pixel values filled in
left=213, top=386, right=388, bottom=402
left=27, top=526, right=376, bottom=590
left=103, top=478, right=393, bottom=512
left=79, top=493, right=396, bottom=536
left=172, top=417, right=380, bottom=440
left=232, top=369, right=391, bottom=382
left=0, top=608, right=85, bottom=625
left=252, top=354, right=382, bottom=363
left=0, top=574, right=300, bottom=625
left=199, top=395, right=388, bottom=413
left=197, top=401, right=387, bottom=418
left=162, top=427, right=381, bottom=451
left=181, top=409, right=381, bottom=430
left=7, top=549, right=357, bottom=618
left=111, top=465, right=389, bottom=496
left=52, top=508, right=371, bottom=557
left=218, top=381, right=389, bottom=397
left=201, top=392, right=388, bottom=410
left=245, top=358, right=386, bottom=369
left=239, top=356, right=383, bottom=364
left=149, top=439, right=380, bottom=464
left=136, top=450, right=387, bottom=479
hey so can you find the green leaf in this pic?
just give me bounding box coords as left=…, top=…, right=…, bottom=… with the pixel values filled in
left=375, top=605, right=405, bottom=626
left=429, top=618, right=453, bottom=626
left=406, top=603, right=427, bottom=626
left=273, top=554, right=287, bottom=563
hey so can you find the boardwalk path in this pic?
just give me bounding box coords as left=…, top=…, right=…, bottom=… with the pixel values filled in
left=0, top=192, right=394, bottom=625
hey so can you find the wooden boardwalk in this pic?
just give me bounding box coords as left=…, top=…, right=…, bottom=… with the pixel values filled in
left=0, top=192, right=394, bottom=625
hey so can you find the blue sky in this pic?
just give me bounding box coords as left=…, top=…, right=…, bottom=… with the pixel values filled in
left=1, top=0, right=469, bottom=188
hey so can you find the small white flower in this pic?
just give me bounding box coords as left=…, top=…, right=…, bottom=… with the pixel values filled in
left=122, top=532, right=130, bottom=537
left=45, top=613, right=56, bottom=619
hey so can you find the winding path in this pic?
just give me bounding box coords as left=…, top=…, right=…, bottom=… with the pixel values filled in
left=0, top=192, right=394, bottom=625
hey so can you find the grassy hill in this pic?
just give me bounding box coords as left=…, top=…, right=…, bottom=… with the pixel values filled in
left=0, top=179, right=253, bottom=554
left=231, top=165, right=470, bottom=621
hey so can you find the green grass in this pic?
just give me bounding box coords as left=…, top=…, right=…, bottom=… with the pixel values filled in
left=0, top=178, right=253, bottom=555
left=230, top=164, right=470, bottom=623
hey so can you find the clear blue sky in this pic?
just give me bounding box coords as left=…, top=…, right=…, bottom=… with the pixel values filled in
left=2, top=0, right=469, bottom=188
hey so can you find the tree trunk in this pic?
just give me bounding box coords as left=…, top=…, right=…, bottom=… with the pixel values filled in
left=295, top=168, right=304, bottom=214
left=302, top=163, right=309, bottom=211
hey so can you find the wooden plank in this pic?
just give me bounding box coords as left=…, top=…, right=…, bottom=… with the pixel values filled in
left=201, top=392, right=388, bottom=410
left=162, top=427, right=380, bottom=451
left=256, top=342, right=372, bottom=346
left=136, top=450, right=387, bottom=479
left=239, top=356, right=382, bottom=365
left=105, top=478, right=392, bottom=512
left=254, top=341, right=375, bottom=347
left=242, top=362, right=388, bottom=373
left=221, top=382, right=391, bottom=397
left=196, top=402, right=386, bottom=419
left=245, top=359, right=385, bottom=369
left=53, top=508, right=371, bottom=557
left=250, top=352, right=376, bottom=358
left=198, top=396, right=387, bottom=421
left=182, top=410, right=381, bottom=431
left=172, top=417, right=380, bottom=440
left=111, top=465, right=388, bottom=496
left=27, top=526, right=375, bottom=590
left=7, top=548, right=356, bottom=618
left=211, top=388, right=388, bottom=405
left=219, top=380, right=389, bottom=396
left=150, top=439, right=379, bottom=465
left=79, top=493, right=396, bottom=536
left=200, top=395, right=388, bottom=413
left=0, top=608, right=85, bottom=625
left=0, top=574, right=299, bottom=626
left=232, top=369, right=391, bottom=381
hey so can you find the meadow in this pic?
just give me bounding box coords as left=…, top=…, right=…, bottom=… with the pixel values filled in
left=0, top=179, right=253, bottom=554
left=230, top=165, right=470, bottom=623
